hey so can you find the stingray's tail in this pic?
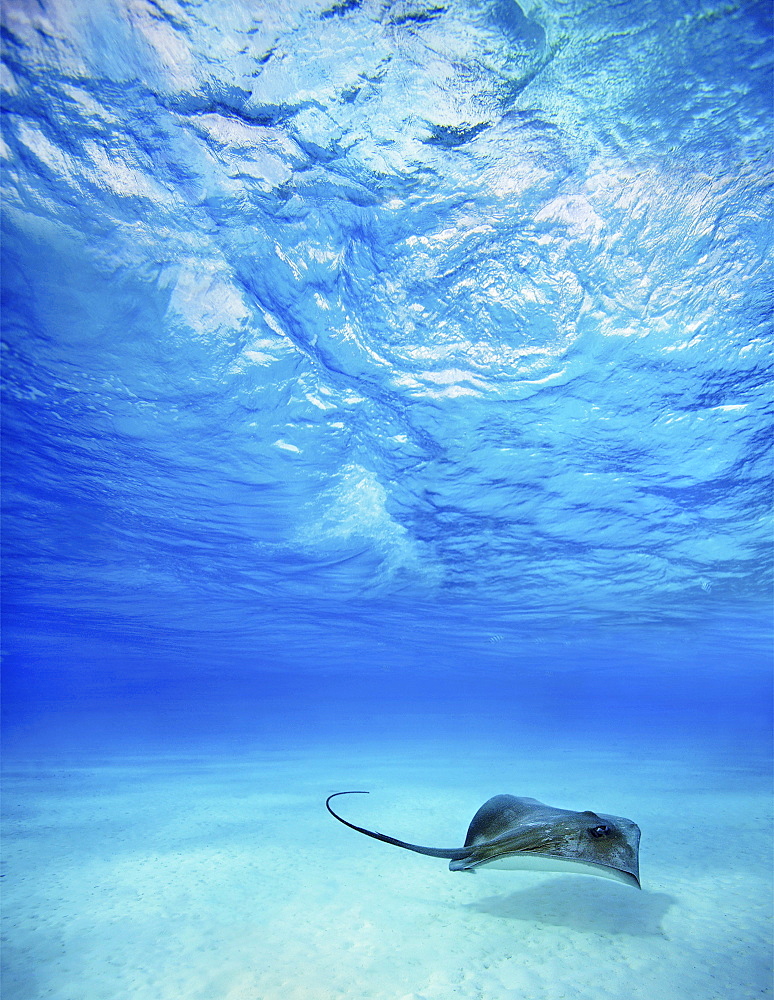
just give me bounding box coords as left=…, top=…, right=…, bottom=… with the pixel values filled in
left=326, top=791, right=469, bottom=860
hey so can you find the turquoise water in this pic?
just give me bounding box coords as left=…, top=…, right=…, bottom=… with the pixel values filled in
left=1, top=1, right=772, bottom=998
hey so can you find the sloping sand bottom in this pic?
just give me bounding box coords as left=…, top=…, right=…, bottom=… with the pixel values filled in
left=2, top=739, right=771, bottom=1000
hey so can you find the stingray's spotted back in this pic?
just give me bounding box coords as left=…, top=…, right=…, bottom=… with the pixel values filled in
left=453, top=794, right=640, bottom=886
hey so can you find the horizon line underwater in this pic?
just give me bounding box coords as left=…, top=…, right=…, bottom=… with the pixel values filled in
left=1, top=0, right=772, bottom=999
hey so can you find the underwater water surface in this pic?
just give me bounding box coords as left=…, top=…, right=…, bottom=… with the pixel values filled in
left=1, top=0, right=772, bottom=998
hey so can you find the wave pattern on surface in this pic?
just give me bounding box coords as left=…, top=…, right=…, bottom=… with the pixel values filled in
left=1, top=0, right=772, bottom=632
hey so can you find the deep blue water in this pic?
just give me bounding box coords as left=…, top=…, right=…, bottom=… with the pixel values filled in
left=2, top=0, right=771, bottom=760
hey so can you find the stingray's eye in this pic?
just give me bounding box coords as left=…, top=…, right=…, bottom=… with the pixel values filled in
left=588, top=824, right=612, bottom=838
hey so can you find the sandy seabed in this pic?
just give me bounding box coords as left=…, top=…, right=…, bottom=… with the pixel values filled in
left=2, top=738, right=771, bottom=1000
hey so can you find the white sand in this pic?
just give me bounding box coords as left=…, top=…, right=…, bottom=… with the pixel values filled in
left=2, top=740, right=771, bottom=1000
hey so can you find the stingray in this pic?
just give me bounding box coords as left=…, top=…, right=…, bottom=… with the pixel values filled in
left=326, top=791, right=641, bottom=888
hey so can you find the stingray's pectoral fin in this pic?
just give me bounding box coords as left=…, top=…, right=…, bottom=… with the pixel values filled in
left=326, top=792, right=469, bottom=860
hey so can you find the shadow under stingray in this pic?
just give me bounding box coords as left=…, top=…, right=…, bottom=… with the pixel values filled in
left=465, top=878, right=675, bottom=937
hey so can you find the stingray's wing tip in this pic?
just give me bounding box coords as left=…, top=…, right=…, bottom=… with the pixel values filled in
left=616, top=869, right=641, bottom=889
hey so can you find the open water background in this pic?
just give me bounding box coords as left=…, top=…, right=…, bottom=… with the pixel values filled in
left=1, top=2, right=772, bottom=997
